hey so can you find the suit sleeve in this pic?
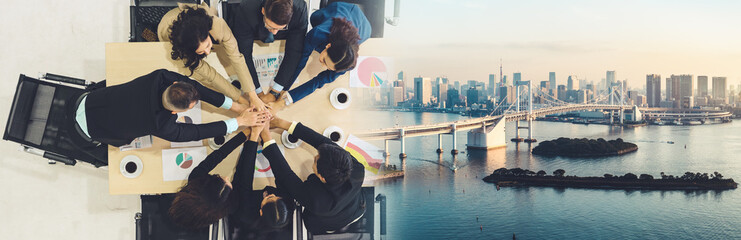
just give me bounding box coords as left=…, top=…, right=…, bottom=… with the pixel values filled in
left=232, top=140, right=258, bottom=193
left=287, top=69, right=344, bottom=102
left=212, top=17, right=256, bottom=94
left=156, top=118, right=228, bottom=143
left=188, top=132, right=246, bottom=180
left=273, top=3, right=308, bottom=91
left=262, top=144, right=314, bottom=206
left=291, top=122, right=335, bottom=148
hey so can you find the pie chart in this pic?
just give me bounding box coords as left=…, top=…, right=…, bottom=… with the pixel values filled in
left=176, top=153, right=193, bottom=169
left=357, top=57, right=386, bottom=87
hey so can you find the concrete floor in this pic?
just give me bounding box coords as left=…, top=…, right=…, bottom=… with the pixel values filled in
left=1, top=1, right=150, bottom=239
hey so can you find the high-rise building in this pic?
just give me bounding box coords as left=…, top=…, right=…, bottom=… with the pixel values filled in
left=414, top=77, right=432, bottom=105
left=679, top=74, right=694, bottom=108
left=646, top=74, right=661, bottom=107
left=549, top=72, right=556, bottom=90
left=466, top=87, right=478, bottom=106
left=488, top=74, right=496, bottom=97
left=557, top=85, right=567, bottom=102
left=540, top=81, right=550, bottom=91
left=667, top=76, right=681, bottom=108
left=513, top=72, right=521, bottom=84
left=567, top=75, right=579, bottom=90
left=713, top=76, right=727, bottom=103
left=606, top=71, right=616, bottom=93
left=438, top=83, right=448, bottom=107
left=447, top=89, right=459, bottom=108
left=697, top=76, right=708, bottom=97
left=391, top=86, right=404, bottom=106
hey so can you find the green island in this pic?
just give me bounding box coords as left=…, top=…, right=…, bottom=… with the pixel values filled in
left=483, top=168, right=738, bottom=190
left=532, top=137, right=638, bottom=157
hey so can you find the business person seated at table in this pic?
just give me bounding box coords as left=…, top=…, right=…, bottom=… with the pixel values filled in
left=76, top=69, right=268, bottom=147
left=263, top=2, right=371, bottom=107
left=169, top=125, right=294, bottom=240
left=230, top=0, right=308, bottom=101
left=158, top=2, right=268, bottom=111
left=260, top=117, right=365, bottom=233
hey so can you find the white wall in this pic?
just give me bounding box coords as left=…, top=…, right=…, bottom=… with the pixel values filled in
left=0, top=1, right=139, bottom=239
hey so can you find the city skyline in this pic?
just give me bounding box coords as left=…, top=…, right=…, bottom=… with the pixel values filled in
left=382, top=0, right=741, bottom=87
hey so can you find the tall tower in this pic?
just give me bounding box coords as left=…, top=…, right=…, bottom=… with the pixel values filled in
left=499, top=58, right=503, bottom=87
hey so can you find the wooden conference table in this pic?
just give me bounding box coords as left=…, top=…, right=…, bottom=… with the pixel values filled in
left=105, top=40, right=362, bottom=195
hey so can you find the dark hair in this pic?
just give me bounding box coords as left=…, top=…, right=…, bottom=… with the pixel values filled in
left=316, top=143, right=353, bottom=184
left=169, top=175, right=237, bottom=230
left=169, top=7, right=213, bottom=75
left=264, top=0, right=293, bottom=25
left=261, top=198, right=293, bottom=229
left=327, top=17, right=361, bottom=72
left=166, top=82, right=201, bottom=110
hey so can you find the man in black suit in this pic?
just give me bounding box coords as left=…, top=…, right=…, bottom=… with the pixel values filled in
left=73, top=69, right=268, bottom=147
left=230, top=0, right=308, bottom=101
left=258, top=117, right=365, bottom=233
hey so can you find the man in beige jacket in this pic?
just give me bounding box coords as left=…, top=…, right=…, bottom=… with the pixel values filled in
left=158, top=2, right=267, bottom=112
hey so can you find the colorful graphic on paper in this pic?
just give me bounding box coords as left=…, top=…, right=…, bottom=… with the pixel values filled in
left=175, top=153, right=194, bottom=169
left=162, top=147, right=208, bottom=181
left=253, top=145, right=278, bottom=178
left=344, top=135, right=383, bottom=174
left=349, top=56, right=393, bottom=88
left=253, top=53, right=285, bottom=94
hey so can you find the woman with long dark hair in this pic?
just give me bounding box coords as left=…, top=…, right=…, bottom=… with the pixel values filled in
left=169, top=124, right=293, bottom=239
left=158, top=2, right=268, bottom=112
left=267, top=2, right=371, bottom=104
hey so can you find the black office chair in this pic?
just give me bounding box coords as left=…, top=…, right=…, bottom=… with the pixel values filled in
left=308, top=186, right=376, bottom=240
left=136, top=194, right=218, bottom=240
left=319, top=0, right=386, bottom=38
left=129, top=0, right=205, bottom=42
left=3, top=73, right=107, bottom=167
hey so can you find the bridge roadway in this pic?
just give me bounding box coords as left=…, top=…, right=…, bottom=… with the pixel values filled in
left=356, top=104, right=733, bottom=141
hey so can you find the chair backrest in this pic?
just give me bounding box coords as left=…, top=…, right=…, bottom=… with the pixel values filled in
left=319, top=0, right=385, bottom=38
left=3, top=74, right=107, bottom=166
left=138, top=194, right=211, bottom=240
left=309, top=186, right=375, bottom=239
left=129, top=0, right=203, bottom=42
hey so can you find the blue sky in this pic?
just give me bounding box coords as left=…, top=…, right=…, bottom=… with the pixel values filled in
left=382, top=0, right=741, bottom=90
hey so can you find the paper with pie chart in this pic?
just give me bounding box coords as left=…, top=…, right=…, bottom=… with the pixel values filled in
left=162, top=146, right=207, bottom=181
left=171, top=102, right=203, bottom=148
left=253, top=144, right=284, bottom=178
left=349, top=56, right=393, bottom=88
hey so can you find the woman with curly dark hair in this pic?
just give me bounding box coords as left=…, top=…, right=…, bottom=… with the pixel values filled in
left=169, top=124, right=294, bottom=238
left=158, top=2, right=268, bottom=112
left=272, top=2, right=371, bottom=105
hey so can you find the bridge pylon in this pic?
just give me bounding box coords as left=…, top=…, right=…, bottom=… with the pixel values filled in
left=511, top=79, right=536, bottom=142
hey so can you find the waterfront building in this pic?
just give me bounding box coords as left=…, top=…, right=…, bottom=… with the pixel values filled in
left=667, top=76, right=681, bottom=108
left=679, top=74, right=694, bottom=108
left=713, top=76, right=727, bottom=104
left=414, top=77, right=432, bottom=105
left=646, top=74, right=661, bottom=107
left=697, top=76, right=708, bottom=97
left=447, top=88, right=460, bottom=108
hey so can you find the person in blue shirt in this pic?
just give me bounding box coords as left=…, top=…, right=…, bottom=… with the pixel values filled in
left=261, top=2, right=371, bottom=105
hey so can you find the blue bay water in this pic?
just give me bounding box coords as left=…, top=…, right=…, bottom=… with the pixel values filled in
left=358, top=111, right=741, bottom=240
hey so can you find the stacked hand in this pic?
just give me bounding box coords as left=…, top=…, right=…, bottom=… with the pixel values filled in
left=236, top=107, right=271, bottom=127
left=245, top=91, right=268, bottom=112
